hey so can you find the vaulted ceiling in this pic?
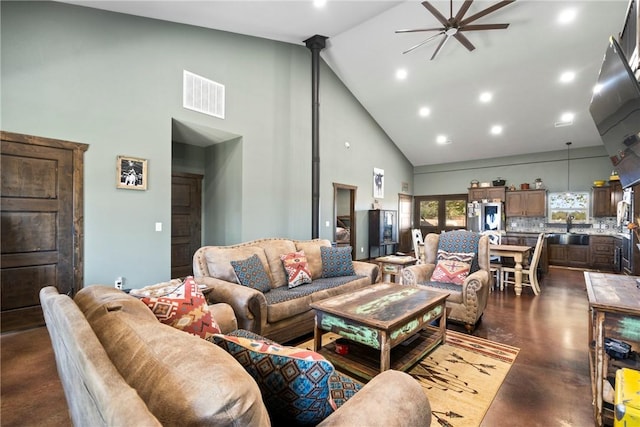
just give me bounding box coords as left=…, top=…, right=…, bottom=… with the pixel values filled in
left=62, top=1, right=630, bottom=166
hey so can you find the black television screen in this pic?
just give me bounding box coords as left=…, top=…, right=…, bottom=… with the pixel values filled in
left=589, top=36, right=640, bottom=189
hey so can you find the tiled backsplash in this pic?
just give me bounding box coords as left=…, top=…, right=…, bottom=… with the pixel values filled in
left=505, top=216, right=623, bottom=235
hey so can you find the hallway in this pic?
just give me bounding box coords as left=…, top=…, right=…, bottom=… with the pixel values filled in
left=1, top=267, right=593, bottom=426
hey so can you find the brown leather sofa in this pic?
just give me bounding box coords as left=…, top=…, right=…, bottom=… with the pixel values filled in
left=192, top=238, right=379, bottom=343
left=40, top=285, right=431, bottom=427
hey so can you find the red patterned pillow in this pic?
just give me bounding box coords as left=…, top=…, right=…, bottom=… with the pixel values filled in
left=139, top=276, right=220, bottom=338
left=431, top=250, right=474, bottom=285
left=280, top=251, right=312, bottom=288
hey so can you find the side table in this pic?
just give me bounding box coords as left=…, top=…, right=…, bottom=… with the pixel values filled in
left=375, top=255, right=417, bottom=284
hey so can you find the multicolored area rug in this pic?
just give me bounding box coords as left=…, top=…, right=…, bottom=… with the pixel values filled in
left=410, top=330, right=519, bottom=427
left=297, top=330, right=518, bottom=427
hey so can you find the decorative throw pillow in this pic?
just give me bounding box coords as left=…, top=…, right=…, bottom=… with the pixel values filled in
left=230, top=254, right=272, bottom=292
left=320, top=246, right=355, bottom=278
left=210, top=334, right=336, bottom=425
left=431, top=250, right=475, bottom=285
left=139, top=276, right=221, bottom=339
left=280, top=251, right=312, bottom=288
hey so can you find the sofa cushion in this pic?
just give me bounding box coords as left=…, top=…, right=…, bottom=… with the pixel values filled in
left=88, top=305, right=270, bottom=426
left=419, top=281, right=463, bottom=304
left=257, top=239, right=297, bottom=288
left=320, top=246, right=355, bottom=278
left=281, top=251, right=313, bottom=289
left=231, top=254, right=272, bottom=293
left=204, top=245, right=273, bottom=285
left=438, top=230, right=481, bottom=273
left=431, top=250, right=474, bottom=285
left=137, top=276, right=221, bottom=339
left=295, top=239, right=332, bottom=280
left=210, top=334, right=336, bottom=425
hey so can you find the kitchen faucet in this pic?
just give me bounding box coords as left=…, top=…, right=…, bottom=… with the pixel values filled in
left=566, top=215, right=574, bottom=233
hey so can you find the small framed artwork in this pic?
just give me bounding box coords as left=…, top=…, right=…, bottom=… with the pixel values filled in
left=116, top=155, right=147, bottom=190
left=373, top=167, right=384, bottom=199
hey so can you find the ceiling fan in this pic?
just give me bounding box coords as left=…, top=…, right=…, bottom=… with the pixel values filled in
left=396, top=0, right=515, bottom=60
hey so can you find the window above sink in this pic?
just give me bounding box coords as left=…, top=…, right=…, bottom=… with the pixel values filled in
left=547, top=192, right=590, bottom=224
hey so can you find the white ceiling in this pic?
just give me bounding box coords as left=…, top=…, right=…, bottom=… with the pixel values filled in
left=62, top=0, right=631, bottom=166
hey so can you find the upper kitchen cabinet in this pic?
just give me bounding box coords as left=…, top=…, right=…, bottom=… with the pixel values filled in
left=592, top=181, right=623, bottom=217
left=505, top=190, right=546, bottom=217
left=468, top=187, right=506, bottom=202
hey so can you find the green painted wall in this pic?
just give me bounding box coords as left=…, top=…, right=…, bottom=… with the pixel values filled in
left=1, top=1, right=412, bottom=286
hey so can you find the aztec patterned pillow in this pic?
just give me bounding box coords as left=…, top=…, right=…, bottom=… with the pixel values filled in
left=280, top=251, right=313, bottom=288
left=230, top=254, right=272, bottom=292
left=320, top=246, right=355, bottom=278
left=211, top=334, right=337, bottom=425
left=431, top=250, right=475, bottom=285
left=438, top=230, right=481, bottom=273
left=138, top=276, right=221, bottom=339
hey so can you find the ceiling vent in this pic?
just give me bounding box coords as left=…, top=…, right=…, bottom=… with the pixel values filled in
left=183, top=70, right=225, bottom=119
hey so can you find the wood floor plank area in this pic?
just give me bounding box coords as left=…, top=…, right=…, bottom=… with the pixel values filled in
left=0, top=267, right=593, bottom=426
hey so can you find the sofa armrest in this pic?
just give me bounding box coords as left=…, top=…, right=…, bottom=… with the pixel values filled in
left=195, top=277, right=268, bottom=334
left=318, top=370, right=431, bottom=427
left=402, top=263, right=436, bottom=285
left=352, top=261, right=379, bottom=284
left=207, top=302, right=238, bottom=334
left=461, top=269, right=490, bottom=311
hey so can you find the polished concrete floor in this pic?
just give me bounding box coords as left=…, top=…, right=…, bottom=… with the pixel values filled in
left=1, top=266, right=594, bottom=426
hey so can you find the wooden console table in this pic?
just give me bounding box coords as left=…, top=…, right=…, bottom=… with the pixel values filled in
left=584, top=272, right=640, bottom=426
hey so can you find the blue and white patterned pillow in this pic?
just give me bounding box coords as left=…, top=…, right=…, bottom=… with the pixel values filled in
left=320, top=246, right=355, bottom=278
left=230, top=254, right=271, bottom=293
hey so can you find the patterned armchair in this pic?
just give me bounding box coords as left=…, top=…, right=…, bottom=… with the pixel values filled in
left=402, top=230, right=491, bottom=332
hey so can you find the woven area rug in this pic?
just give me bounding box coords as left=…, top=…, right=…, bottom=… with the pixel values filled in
left=297, top=330, right=518, bottom=427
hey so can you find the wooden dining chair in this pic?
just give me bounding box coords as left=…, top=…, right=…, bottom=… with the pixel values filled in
left=502, top=232, right=545, bottom=295
left=411, top=228, right=425, bottom=264
left=481, top=230, right=503, bottom=291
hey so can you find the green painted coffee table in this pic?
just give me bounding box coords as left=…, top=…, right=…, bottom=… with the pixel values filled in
left=310, top=282, right=448, bottom=380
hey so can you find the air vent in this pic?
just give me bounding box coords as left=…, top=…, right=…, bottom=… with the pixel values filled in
left=183, top=70, right=225, bottom=119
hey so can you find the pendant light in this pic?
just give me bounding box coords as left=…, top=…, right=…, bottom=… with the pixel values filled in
left=566, top=141, right=572, bottom=194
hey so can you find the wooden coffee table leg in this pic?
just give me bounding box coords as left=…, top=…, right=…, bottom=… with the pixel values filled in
left=380, top=331, right=390, bottom=372
left=440, top=302, right=447, bottom=344
left=313, top=320, right=323, bottom=352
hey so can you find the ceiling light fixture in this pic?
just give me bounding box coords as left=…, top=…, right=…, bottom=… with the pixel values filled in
left=479, top=92, right=493, bottom=103
left=593, top=84, right=603, bottom=94
left=395, top=69, right=408, bottom=80
left=561, top=112, right=575, bottom=123
left=313, top=0, right=327, bottom=8
left=419, top=107, right=431, bottom=117
left=491, top=125, right=503, bottom=135
left=560, top=71, right=575, bottom=83
left=436, top=135, right=451, bottom=145
left=558, top=9, right=577, bottom=24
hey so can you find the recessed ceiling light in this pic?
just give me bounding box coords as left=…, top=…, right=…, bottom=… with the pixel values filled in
left=558, top=8, right=576, bottom=24
left=560, top=112, right=575, bottom=123
left=418, top=107, right=431, bottom=117
left=479, top=92, right=493, bottom=103
left=490, top=125, right=503, bottom=135
left=593, top=84, right=603, bottom=94
left=560, top=71, right=576, bottom=83
left=436, top=135, right=451, bottom=145
left=395, top=69, right=408, bottom=80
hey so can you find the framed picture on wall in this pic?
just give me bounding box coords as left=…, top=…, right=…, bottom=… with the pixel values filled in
left=116, top=155, right=147, bottom=190
left=373, top=167, right=384, bottom=198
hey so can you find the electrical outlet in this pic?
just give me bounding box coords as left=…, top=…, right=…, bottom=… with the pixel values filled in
left=114, top=277, right=123, bottom=290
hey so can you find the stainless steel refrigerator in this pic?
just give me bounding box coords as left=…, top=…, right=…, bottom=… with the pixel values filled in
left=467, top=202, right=504, bottom=232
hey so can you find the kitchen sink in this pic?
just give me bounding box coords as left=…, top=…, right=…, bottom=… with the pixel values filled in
left=546, top=233, right=590, bottom=245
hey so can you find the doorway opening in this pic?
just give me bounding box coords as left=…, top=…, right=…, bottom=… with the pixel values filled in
left=333, top=183, right=357, bottom=259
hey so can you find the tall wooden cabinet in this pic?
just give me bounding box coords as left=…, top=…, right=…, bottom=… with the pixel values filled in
left=592, top=181, right=623, bottom=217
left=368, top=210, right=398, bottom=258
left=468, top=187, right=506, bottom=202
left=505, top=190, right=546, bottom=217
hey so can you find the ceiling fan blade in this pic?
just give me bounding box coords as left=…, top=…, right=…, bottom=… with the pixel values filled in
left=403, top=32, right=445, bottom=55
left=430, top=34, right=450, bottom=60
left=460, top=23, right=510, bottom=31
left=395, top=27, right=445, bottom=34
left=421, top=1, right=450, bottom=27
left=454, top=0, right=474, bottom=23
left=459, top=0, right=515, bottom=26
left=454, top=32, right=476, bottom=51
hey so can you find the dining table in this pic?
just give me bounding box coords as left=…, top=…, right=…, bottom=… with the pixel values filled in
left=489, top=244, right=532, bottom=296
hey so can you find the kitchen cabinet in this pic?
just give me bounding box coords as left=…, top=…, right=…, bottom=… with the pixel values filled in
left=590, top=236, right=616, bottom=271
left=548, top=243, right=589, bottom=268
left=592, top=181, right=623, bottom=217
left=468, top=187, right=505, bottom=202
left=505, top=190, right=546, bottom=217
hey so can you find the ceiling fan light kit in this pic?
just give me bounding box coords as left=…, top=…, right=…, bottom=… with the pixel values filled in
left=396, top=0, right=515, bottom=60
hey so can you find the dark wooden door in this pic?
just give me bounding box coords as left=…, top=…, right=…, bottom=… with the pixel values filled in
left=1, top=131, right=87, bottom=332
left=171, top=173, right=202, bottom=278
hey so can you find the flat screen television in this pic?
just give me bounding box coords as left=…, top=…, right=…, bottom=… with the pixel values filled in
left=589, top=36, right=640, bottom=189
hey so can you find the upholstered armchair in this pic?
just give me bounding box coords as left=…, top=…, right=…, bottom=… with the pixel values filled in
left=402, top=230, right=491, bottom=332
